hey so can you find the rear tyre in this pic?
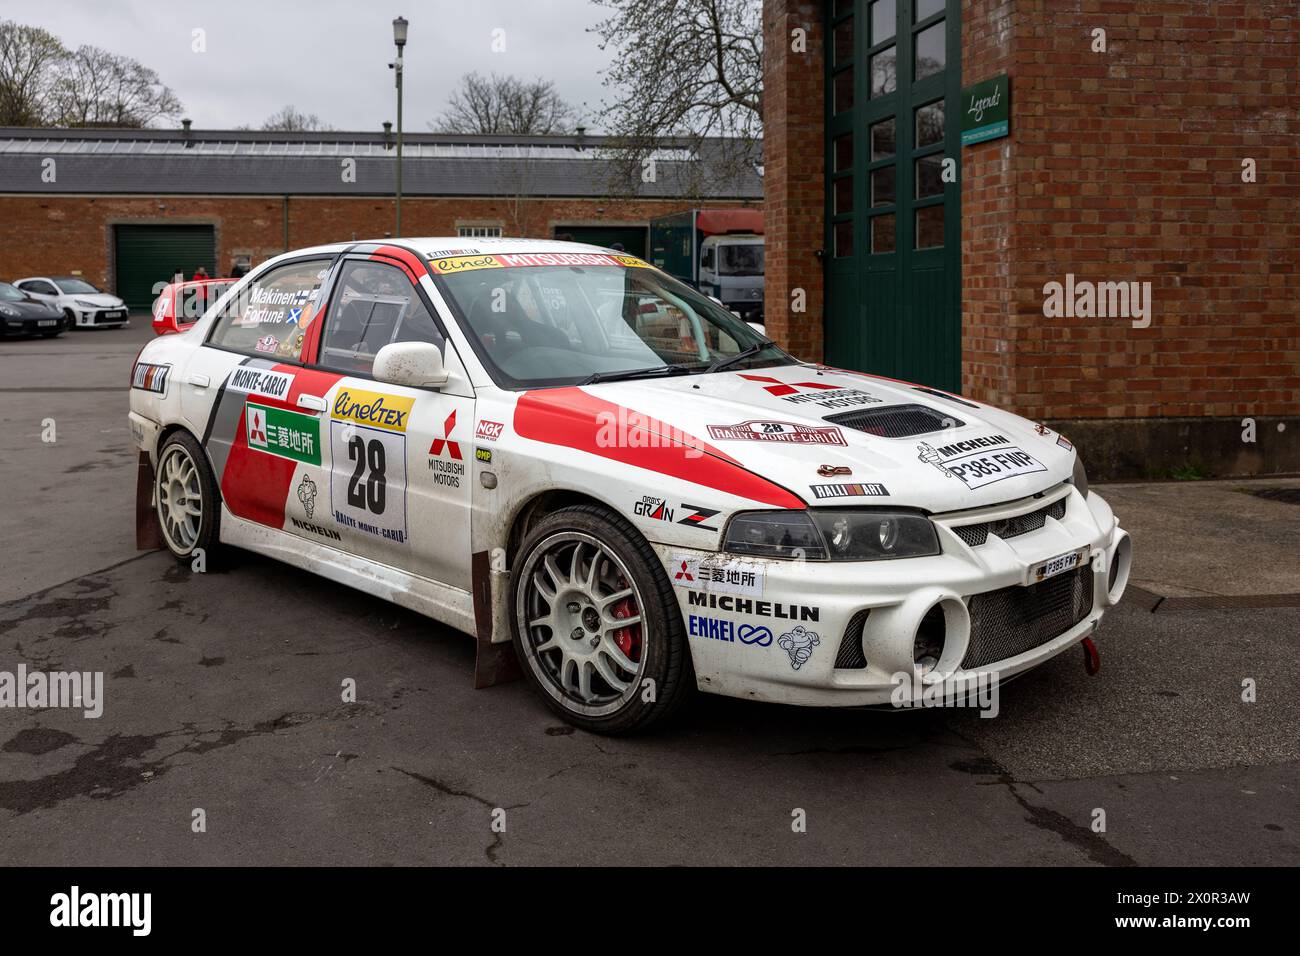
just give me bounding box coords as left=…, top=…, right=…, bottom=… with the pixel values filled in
left=511, top=505, right=694, bottom=735
left=155, top=431, right=221, bottom=565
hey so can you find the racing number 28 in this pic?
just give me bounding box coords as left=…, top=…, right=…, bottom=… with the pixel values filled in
left=346, top=435, right=386, bottom=514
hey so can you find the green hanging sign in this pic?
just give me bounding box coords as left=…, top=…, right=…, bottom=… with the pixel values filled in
left=961, top=74, right=1010, bottom=146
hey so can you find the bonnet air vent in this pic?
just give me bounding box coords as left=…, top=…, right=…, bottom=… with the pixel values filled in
left=824, top=404, right=964, bottom=439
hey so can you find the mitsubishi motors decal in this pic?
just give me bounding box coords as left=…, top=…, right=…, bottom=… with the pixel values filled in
left=737, top=373, right=883, bottom=411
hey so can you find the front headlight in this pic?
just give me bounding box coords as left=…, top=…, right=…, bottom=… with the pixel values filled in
left=724, top=510, right=940, bottom=561
left=75, top=298, right=100, bottom=308
left=0, top=306, right=18, bottom=318
left=1070, top=452, right=1089, bottom=499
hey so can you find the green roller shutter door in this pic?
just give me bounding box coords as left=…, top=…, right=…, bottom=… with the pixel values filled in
left=114, top=224, right=216, bottom=310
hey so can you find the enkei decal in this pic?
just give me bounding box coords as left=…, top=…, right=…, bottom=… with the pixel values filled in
left=634, top=496, right=674, bottom=522
left=707, top=420, right=848, bottom=446
left=738, top=373, right=883, bottom=410
left=917, top=435, right=1046, bottom=490
left=677, top=505, right=720, bottom=531
left=475, top=420, right=504, bottom=442
left=332, top=388, right=414, bottom=433
left=131, top=362, right=170, bottom=394
left=671, top=554, right=764, bottom=597
left=245, top=402, right=321, bottom=465
left=686, top=592, right=819, bottom=622
left=330, top=421, right=408, bottom=544
left=687, top=615, right=774, bottom=647
left=810, top=482, right=890, bottom=499
left=778, top=626, right=821, bottom=671
left=226, top=367, right=295, bottom=401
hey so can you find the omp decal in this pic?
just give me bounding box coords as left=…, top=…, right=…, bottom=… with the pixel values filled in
left=245, top=402, right=321, bottom=465
left=810, top=482, right=889, bottom=499
left=474, top=446, right=492, bottom=464
left=686, top=592, right=819, bottom=622
left=707, top=420, right=848, bottom=446
left=226, top=367, right=295, bottom=401
left=677, top=505, right=720, bottom=531
left=687, top=616, right=774, bottom=647
left=131, top=363, right=170, bottom=393
left=778, top=626, right=821, bottom=670
left=671, top=554, right=765, bottom=597
left=514, top=388, right=805, bottom=509
left=332, top=388, right=414, bottom=433
left=428, top=251, right=652, bottom=274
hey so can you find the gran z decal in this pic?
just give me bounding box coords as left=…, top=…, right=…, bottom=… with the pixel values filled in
left=677, top=504, right=720, bottom=531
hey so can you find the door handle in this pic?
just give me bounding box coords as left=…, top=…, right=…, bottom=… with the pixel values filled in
left=297, top=394, right=327, bottom=412
left=188, top=373, right=210, bottom=387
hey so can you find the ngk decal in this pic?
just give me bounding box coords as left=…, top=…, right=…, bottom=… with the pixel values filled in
left=475, top=419, right=504, bottom=442
left=738, top=374, right=882, bottom=410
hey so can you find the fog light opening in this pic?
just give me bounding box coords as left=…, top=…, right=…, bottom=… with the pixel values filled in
left=913, top=605, right=945, bottom=677
left=912, top=597, right=970, bottom=680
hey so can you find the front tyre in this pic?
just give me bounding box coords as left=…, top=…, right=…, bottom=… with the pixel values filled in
left=511, top=505, right=693, bottom=735
left=155, top=431, right=221, bottom=563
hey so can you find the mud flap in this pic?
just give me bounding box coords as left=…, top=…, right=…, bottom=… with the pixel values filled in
left=136, top=451, right=164, bottom=551
left=471, top=550, right=523, bottom=689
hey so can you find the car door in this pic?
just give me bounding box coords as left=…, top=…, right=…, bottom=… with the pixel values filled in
left=309, top=254, right=475, bottom=591
left=18, top=280, right=58, bottom=304
left=186, top=255, right=338, bottom=532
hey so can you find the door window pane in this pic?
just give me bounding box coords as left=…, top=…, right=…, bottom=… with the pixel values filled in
left=209, top=258, right=331, bottom=362
left=834, top=221, right=854, bottom=258
left=870, top=0, right=896, bottom=44
left=916, top=205, right=944, bottom=249
left=834, top=177, right=853, bottom=215
left=870, top=46, right=897, bottom=97
left=871, top=166, right=896, bottom=206
left=870, top=117, right=896, bottom=159
left=915, top=155, right=944, bottom=198
left=834, top=67, right=855, bottom=113
left=833, top=18, right=854, bottom=65
left=834, top=132, right=854, bottom=171
left=915, top=100, right=944, bottom=147
left=871, top=215, right=896, bottom=254
left=321, top=260, right=444, bottom=376
left=914, top=21, right=946, bottom=80
left=915, top=0, right=945, bottom=20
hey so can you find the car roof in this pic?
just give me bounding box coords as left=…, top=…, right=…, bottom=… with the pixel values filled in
left=348, top=237, right=621, bottom=258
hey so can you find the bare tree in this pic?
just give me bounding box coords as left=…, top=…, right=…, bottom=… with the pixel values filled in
left=590, top=0, right=762, bottom=189
left=261, top=105, right=333, bottom=132
left=431, top=73, right=578, bottom=135
left=53, top=45, right=181, bottom=128
left=0, top=20, right=68, bottom=125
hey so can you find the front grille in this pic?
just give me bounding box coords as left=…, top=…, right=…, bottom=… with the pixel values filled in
left=951, top=497, right=1067, bottom=548
left=825, top=404, right=963, bottom=439
left=961, top=566, right=1093, bottom=669
left=834, top=610, right=870, bottom=669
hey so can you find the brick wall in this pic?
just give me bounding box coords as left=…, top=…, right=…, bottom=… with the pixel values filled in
left=763, top=0, right=826, bottom=361
left=0, top=195, right=736, bottom=292
left=967, top=0, right=1299, bottom=422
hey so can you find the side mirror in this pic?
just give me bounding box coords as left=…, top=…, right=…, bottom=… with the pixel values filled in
left=747, top=321, right=766, bottom=337
left=373, top=342, right=448, bottom=389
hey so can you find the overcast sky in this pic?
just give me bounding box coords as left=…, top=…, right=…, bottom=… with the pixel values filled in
left=10, top=0, right=619, bottom=131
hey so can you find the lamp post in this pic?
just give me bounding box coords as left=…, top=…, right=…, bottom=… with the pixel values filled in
left=391, top=16, right=408, bottom=237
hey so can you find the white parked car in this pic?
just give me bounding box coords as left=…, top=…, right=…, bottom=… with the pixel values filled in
left=14, top=275, right=129, bottom=328
left=127, top=239, right=1131, bottom=734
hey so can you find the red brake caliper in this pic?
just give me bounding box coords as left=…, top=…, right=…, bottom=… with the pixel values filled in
left=610, top=576, right=641, bottom=662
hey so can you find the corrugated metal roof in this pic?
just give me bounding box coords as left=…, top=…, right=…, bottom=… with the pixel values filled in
left=0, top=127, right=763, bottom=198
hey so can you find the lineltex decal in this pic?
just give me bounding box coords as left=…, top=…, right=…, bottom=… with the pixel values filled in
left=916, top=434, right=1047, bottom=490
left=707, top=420, right=847, bottom=446
left=245, top=402, right=321, bottom=465
left=671, top=554, right=764, bottom=597
left=810, top=482, right=890, bottom=499
left=332, top=389, right=413, bottom=432
left=226, top=367, right=295, bottom=401
left=131, top=362, right=170, bottom=394
left=428, top=252, right=652, bottom=274
left=687, top=615, right=774, bottom=647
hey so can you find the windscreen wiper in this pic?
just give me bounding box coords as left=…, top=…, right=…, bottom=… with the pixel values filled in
left=579, top=363, right=696, bottom=386
left=707, top=342, right=771, bottom=373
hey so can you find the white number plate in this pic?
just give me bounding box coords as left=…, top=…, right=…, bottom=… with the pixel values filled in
left=37, top=319, right=57, bottom=327
left=1028, top=546, right=1088, bottom=585
left=103, top=310, right=124, bottom=318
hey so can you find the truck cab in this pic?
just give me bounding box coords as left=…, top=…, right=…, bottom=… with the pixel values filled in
left=699, top=234, right=764, bottom=322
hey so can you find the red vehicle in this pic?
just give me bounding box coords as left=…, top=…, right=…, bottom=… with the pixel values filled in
left=151, top=278, right=235, bottom=335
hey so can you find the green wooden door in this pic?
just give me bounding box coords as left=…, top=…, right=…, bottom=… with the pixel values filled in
left=114, top=224, right=216, bottom=310
left=825, top=0, right=961, bottom=392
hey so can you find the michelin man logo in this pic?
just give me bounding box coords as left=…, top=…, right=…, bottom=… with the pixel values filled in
left=778, top=626, right=821, bottom=671
left=297, top=474, right=317, bottom=518
left=917, top=441, right=953, bottom=477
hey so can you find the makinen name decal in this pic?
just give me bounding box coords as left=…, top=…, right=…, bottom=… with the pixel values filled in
left=686, top=591, right=819, bottom=622
left=332, top=389, right=413, bottom=433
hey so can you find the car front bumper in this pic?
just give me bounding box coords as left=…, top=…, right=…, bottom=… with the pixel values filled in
left=655, top=485, right=1130, bottom=708
left=74, top=308, right=130, bottom=327
left=2, top=313, right=67, bottom=335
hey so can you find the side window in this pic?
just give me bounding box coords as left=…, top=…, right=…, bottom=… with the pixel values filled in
left=208, top=258, right=330, bottom=361
left=319, top=260, right=445, bottom=376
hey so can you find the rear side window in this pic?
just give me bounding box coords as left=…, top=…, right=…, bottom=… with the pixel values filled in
left=208, top=258, right=331, bottom=361
left=318, top=260, right=445, bottom=376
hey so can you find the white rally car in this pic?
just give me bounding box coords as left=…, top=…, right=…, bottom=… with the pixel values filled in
left=128, top=238, right=1131, bottom=733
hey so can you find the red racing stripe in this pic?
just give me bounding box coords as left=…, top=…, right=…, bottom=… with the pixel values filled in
left=514, top=387, right=805, bottom=509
